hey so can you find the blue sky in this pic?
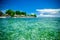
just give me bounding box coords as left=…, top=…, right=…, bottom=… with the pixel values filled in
left=0, top=0, right=60, bottom=15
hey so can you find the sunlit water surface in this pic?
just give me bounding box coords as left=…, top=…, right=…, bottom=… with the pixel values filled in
left=0, top=17, right=60, bottom=40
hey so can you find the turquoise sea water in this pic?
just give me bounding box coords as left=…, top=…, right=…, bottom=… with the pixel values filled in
left=0, top=18, right=60, bottom=40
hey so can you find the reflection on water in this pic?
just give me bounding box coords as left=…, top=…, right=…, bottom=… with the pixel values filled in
left=0, top=18, right=60, bottom=40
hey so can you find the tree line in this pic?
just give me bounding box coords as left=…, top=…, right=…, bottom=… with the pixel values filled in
left=0, top=9, right=36, bottom=17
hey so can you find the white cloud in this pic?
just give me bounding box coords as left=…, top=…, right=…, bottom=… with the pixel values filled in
left=36, top=9, right=60, bottom=17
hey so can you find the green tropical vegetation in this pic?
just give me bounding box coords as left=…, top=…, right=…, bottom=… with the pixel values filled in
left=6, top=10, right=15, bottom=17
left=30, top=14, right=36, bottom=17
left=0, top=9, right=36, bottom=17
left=16, top=11, right=21, bottom=15
left=16, top=11, right=26, bottom=16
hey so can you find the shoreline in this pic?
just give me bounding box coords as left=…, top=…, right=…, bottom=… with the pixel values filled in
left=0, top=16, right=60, bottom=18
left=0, top=16, right=36, bottom=18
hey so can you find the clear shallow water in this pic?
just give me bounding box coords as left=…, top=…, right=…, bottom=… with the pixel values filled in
left=0, top=18, right=60, bottom=40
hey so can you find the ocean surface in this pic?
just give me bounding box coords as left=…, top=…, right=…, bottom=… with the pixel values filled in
left=0, top=17, right=60, bottom=40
